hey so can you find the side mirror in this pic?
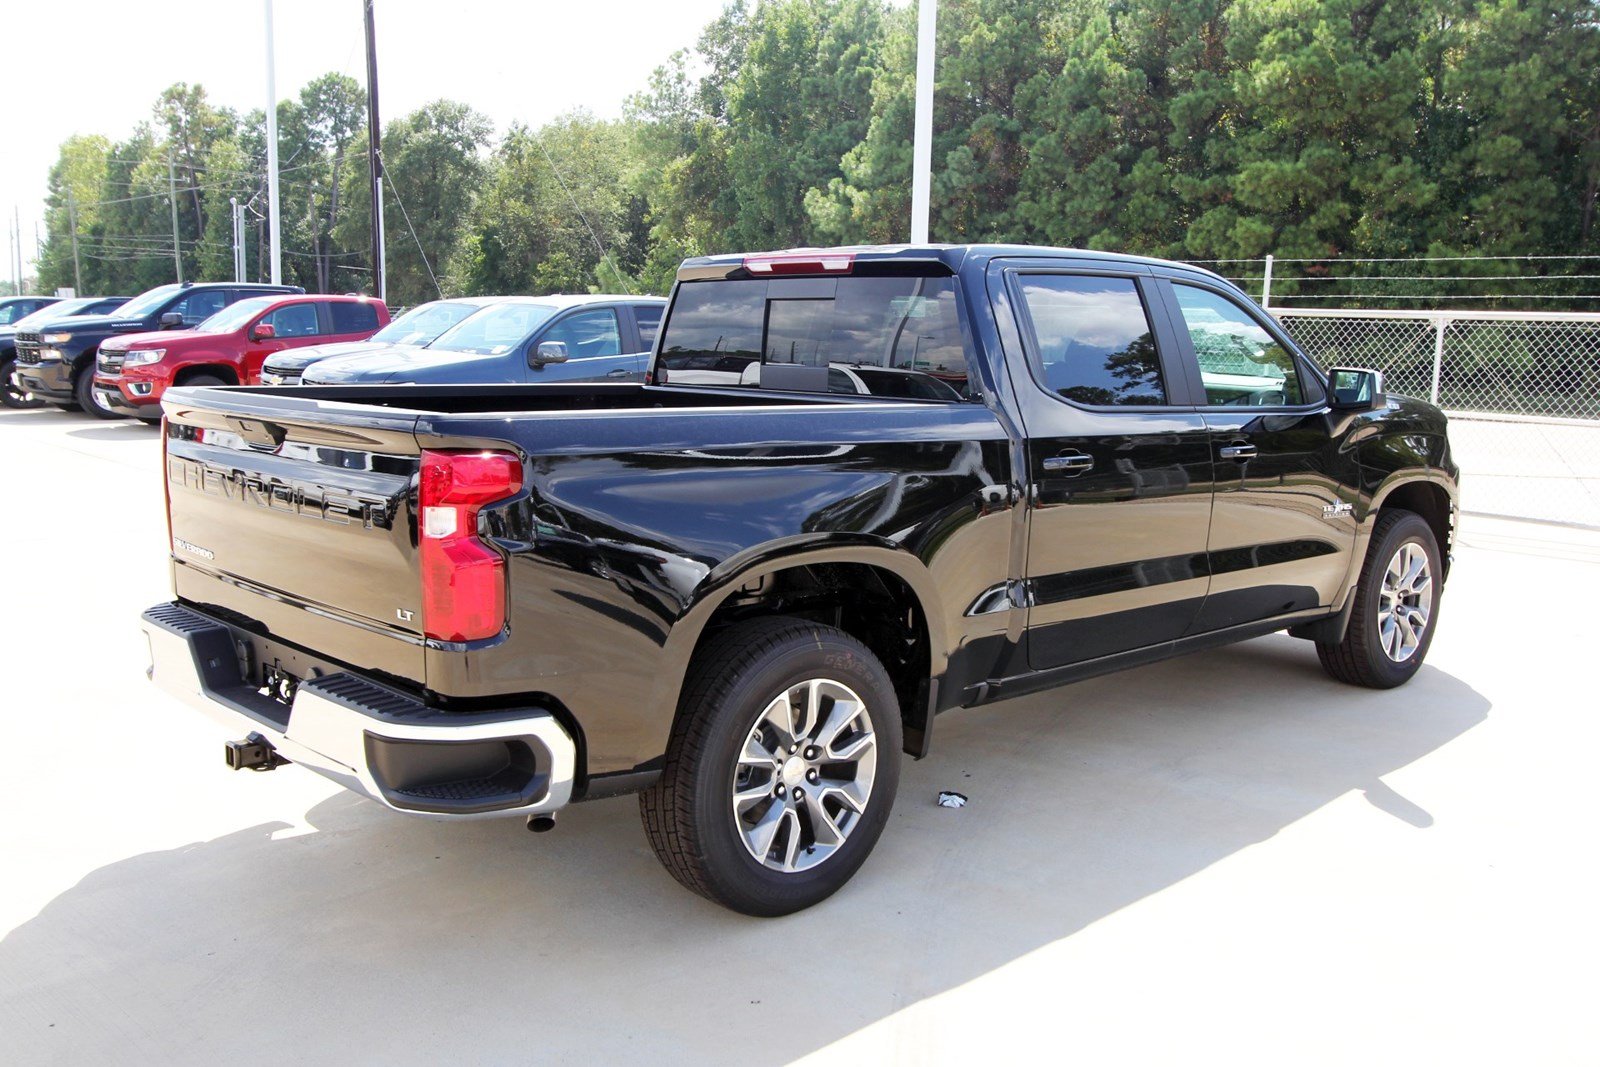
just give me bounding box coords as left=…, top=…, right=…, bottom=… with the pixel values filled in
left=532, top=340, right=569, bottom=366
left=159, top=311, right=184, bottom=329
left=1328, top=367, right=1387, bottom=411
left=250, top=322, right=277, bottom=341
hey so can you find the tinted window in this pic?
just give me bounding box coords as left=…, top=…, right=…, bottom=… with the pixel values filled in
left=1018, top=274, right=1165, bottom=406
left=656, top=275, right=973, bottom=399
left=539, top=308, right=621, bottom=358
left=1173, top=285, right=1304, bottom=406
left=0, top=301, right=42, bottom=324
left=170, top=289, right=228, bottom=325
left=265, top=302, right=322, bottom=338
left=330, top=301, right=380, bottom=334
left=634, top=304, right=664, bottom=347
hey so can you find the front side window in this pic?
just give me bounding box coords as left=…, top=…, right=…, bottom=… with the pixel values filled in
left=265, top=302, right=322, bottom=338
left=655, top=275, right=974, bottom=399
left=1172, top=284, right=1304, bottom=406
left=539, top=308, right=622, bottom=358
left=171, top=289, right=228, bottom=325
left=1017, top=274, right=1166, bottom=406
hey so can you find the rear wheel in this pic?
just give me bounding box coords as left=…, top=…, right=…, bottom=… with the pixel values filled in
left=0, top=358, right=46, bottom=409
left=75, top=365, right=124, bottom=420
left=1317, top=509, right=1442, bottom=688
left=640, top=616, right=902, bottom=916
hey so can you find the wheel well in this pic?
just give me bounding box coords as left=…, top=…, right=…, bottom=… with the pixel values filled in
left=692, top=563, right=933, bottom=757
left=1378, top=482, right=1453, bottom=578
left=174, top=364, right=239, bottom=386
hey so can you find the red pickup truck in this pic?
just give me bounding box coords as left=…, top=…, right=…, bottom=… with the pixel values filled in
left=93, top=294, right=389, bottom=421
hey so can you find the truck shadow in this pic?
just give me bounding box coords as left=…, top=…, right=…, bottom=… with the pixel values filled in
left=0, top=635, right=1488, bottom=1064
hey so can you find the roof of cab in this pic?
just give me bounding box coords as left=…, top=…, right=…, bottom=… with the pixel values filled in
left=677, top=244, right=1228, bottom=286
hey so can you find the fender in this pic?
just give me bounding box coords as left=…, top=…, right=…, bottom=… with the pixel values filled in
left=639, top=536, right=951, bottom=764
left=1334, top=460, right=1459, bottom=613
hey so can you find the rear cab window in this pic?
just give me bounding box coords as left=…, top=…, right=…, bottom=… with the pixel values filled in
left=655, top=274, right=977, bottom=400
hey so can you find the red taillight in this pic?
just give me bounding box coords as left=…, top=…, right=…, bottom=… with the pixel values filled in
left=419, top=449, right=523, bottom=642
left=743, top=252, right=854, bottom=275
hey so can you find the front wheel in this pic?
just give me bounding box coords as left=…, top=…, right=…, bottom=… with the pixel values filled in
left=75, top=366, right=124, bottom=420
left=1318, top=509, right=1443, bottom=688
left=0, top=359, right=46, bottom=409
left=640, top=617, right=902, bottom=916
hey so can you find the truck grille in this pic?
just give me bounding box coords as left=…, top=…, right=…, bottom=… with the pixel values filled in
left=98, top=350, right=125, bottom=374
left=15, top=332, right=42, bottom=365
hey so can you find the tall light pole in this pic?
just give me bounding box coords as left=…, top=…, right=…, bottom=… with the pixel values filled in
left=264, top=0, right=283, bottom=285
left=364, top=0, right=387, bottom=303
left=910, top=0, right=937, bottom=244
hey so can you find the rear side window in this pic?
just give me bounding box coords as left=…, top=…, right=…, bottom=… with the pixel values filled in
left=1016, top=274, right=1165, bottom=406
left=330, top=301, right=380, bottom=334
left=656, top=275, right=974, bottom=400
left=634, top=304, right=663, bottom=348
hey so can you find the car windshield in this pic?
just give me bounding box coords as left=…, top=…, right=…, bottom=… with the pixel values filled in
left=13, top=299, right=93, bottom=327
left=113, top=285, right=183, bottom=318
left=197, top=296, right=276, bottom=334
left=371, top=301, right=482, bottom=346
left=430, top=302, right=555, bottom=354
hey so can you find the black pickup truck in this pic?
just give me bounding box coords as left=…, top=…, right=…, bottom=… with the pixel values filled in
left=141, top=245, right=1457, bottom=915
left=13, top=280, right=301, bottom=417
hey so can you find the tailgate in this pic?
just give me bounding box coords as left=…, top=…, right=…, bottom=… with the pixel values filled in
left=162, top=387, right=427, bottom=685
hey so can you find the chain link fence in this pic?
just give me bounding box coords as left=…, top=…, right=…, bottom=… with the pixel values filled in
left=1272, top=308, right=1600, bottom=527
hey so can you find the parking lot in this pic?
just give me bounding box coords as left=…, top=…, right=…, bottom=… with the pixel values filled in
left=2, top=402, right=1597, bottom=1064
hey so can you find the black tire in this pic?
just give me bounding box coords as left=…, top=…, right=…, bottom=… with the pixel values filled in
left=75, top=364, right=125, bottom=420
left=1317, top=509, right=1442, bottom=688
left=640, top=616, right=903, bottom=916
left=0, top=358, right=46, bottom=409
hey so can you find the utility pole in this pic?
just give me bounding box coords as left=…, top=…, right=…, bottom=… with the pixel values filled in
left=66, top=190, right=83, bottom=294
left=11, top=208, right=22, bottom=295
left=168, top=155, right=184, bottom=284
left=364, top=0, right=386, bottom=303
left=910, top=0, right=937, bottom=244
left=230, top=197, right=243, bottom=281
left=7, top=212, right=16, bottom=296
left=264, top=0, right=283, bottom=285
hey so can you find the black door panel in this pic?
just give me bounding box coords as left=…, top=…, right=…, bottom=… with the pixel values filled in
left=989, top=260, right=1218, bottom=671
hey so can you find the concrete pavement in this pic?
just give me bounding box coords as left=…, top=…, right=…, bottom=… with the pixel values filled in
left=1, top=403, right=1596, bottom=1064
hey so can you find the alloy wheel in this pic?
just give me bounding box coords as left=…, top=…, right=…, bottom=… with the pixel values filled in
left=731, top=677, right=878, bottom=874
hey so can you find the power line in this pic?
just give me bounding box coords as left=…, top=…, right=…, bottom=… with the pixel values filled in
left=526, top=126, right=632, bottom=295
left=383, top=165, right=443, bottom=299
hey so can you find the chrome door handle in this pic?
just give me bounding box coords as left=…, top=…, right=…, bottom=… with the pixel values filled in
left=1042, top=451, right=1095, bottom=474
left=1219, top=444, right=1257, bottom=461
left=607, top=368, right=634, bottom=378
